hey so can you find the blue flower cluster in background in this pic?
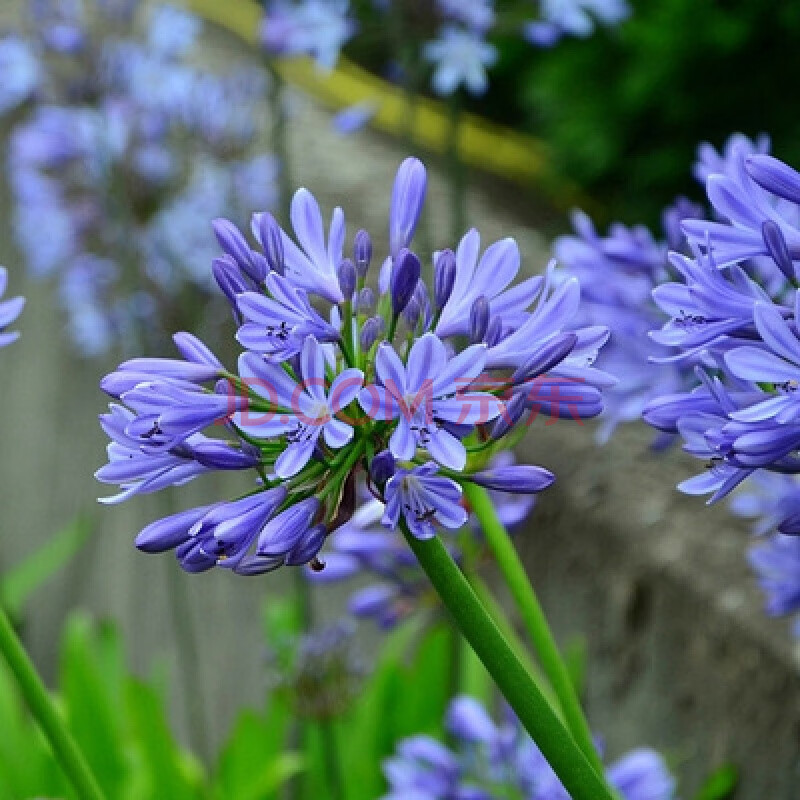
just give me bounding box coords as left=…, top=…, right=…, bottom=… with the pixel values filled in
left=1, top=0, right=277, bottom=355
left=383, top=695, right=675, bottom=800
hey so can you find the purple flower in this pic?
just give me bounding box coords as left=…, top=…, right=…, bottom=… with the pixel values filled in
left=526, top=0, right=630, bottom=47
left=236, top=272, right=340, bottom=361
left=359, top=333, right=503, bottom=470
left=382, top=462, right=468, bottom=540
left=232, top=337, right=363, bottom=478
left=97, top=154, right=611, bottom=582
left=0, top=268, right=25, bottom=347
left=749, top=533, right=800, bottom=636
left=383, top=695, right=675, bottom=800
left=273, top=188, right=346, bottom=303
left=436, top=0, right=495, bottom=34
left=261, top=0, right=355, bottom=72
left=423, top=26, right=497, bottom=96
left=0, top=37, right=39, bottom=114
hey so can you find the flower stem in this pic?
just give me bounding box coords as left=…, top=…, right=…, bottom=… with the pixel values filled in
left=319, top=718, right=346, bottom=800
left=462, top=483, right=606, bottom=779
left=0, top=608, right=105, bottom=800
left=401, top=528, right=614, bottom=800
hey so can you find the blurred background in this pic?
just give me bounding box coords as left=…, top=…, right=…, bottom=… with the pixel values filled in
left=0, top=1, right=798, bottom=798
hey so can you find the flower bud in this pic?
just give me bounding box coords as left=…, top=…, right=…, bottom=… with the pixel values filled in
left=212, top=255, right=248, bottom=308
left=469, top=295, right=490, bottom=344
left=135, top=505, right=213, bottom=553
left=356, top=286, right=375, bottom=313
left=511, top=333, right=577, bottom=384
left=490, top=391, right=527, bottom=440
left=285, top=524, right=327, bottom=566
left=389, top=157, right=427, bottom=258
left=762, top=220, right=795, bottom=282
left=469, top=465, right=555, bottom=494
left=337, top=258, right=357, bottom=298
left=390, top=248, right=421, bottom=315
left=360, top=316, right=385, bottom=350
left=353, top=229, right=372, bottom=277
left=254, top=211, right=285, bottom=275
left=212, top=218, right=263, bottom=282
left=484, top=316, right=504, bottom=348
left=370, top=450, right=396, bottom=487
left=434, top=249, right=456, bottom=310
left=747, top=154, right=800, bottom=205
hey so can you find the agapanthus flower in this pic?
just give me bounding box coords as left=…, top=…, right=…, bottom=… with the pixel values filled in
left=4, top=1, right=276, bottom=355
left=436, top=0, right=495, bottom=34
left=261, top=0, right=356, bottom=72
left=0, top=268, right=25, bottom=348
left=0, top=37, right=40, bottom=114
left=555, top=202, right=701, bottom=442
left=525, top=0, right=630, bottom=48
left=307, top=452, right=537, bottom=629
left=383, top=695, right=675, bottom=799
left=642, top=137, right=800, bottom=507
left=748, top=534, right=800, bottom=637
left=423, top=26, right=498, bottom=96
left=98, top=156, right=609, bottom=579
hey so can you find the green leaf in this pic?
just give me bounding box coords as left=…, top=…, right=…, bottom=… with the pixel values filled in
left=563, top=635, right=588, bottom=698
left=0, top=515, right=91, bottom=619
left=60, top=614, right=129, bottom=797
left=125, top=678, right=204, bottom=800
left=214, top=706, right=301, bottom=800
left=692, top=764, right=739, bottom=800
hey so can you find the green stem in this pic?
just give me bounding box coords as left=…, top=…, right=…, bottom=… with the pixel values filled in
left=0, top=608, right=105, bottom=800
left=401, top=529, right=613, bottom=800
left=462, top=483, right=606, bottom=779
left=319, top=718, right=346, bottom=800
left=467, top=573, right=561, bottom=716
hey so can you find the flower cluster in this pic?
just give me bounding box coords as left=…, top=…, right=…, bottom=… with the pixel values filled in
left=309, top=452, right=537, bottom=628
left=623, top=133, right=800, bottom=633
left=261, top=1, right=630, bottom=102
left=382, top=695, right=675, bottom=800
left=3, top=1, right=277, bottom=355
left=97, top=156, right=612, bottom=578
left=0, top=268, right=24, bottom=349
left=554, top=196, right=702, bottom=443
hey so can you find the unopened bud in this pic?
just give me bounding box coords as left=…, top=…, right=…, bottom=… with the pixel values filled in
left=434, top=249, right=456, bottom=310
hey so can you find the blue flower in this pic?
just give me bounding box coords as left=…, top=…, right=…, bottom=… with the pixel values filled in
left=435, top=229, right=542, bottom=338
left=383, top=695, right=675, bottom=800
left=233, top=336, right=363, bottom=477
left=525, top=0, right=630, bottom=47
left=423, top=26, right=497, bottom=96
left=382, top=462, right=468, bottom=540
left=0, top=37, right=39, bottom=114
left=748, top=533, right=800, bottom=636
left=98, top=155, right=611, bottom=578
left=436, top=0, right=495, bottom=33
left=359, top=333, right=503, bottom=470
left=0, top=268, right=25, bottom=348
left=261, top=0, right=355, bottom=72
left=236, top=272, right=340, bottom=361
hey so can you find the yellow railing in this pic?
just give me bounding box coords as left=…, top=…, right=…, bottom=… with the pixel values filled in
left=184, top=0, right=589, bottom=211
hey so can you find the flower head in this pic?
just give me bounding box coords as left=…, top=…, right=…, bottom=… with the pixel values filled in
left=98, top=157, right=609, bottom=579
left=423, top=26, right=498, bottom=96
left=383, top=695, right=675, bottom=799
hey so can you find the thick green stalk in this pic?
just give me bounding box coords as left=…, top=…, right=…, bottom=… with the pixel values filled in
left=0, top=608, right=105, bottom=800
left=401, top=528, right=613, bottom=800
left=446, top=93, right=467, bottom=243
left=319, top=718, right=346, bottom=800
left=462, top=483, right=605, bottom=779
